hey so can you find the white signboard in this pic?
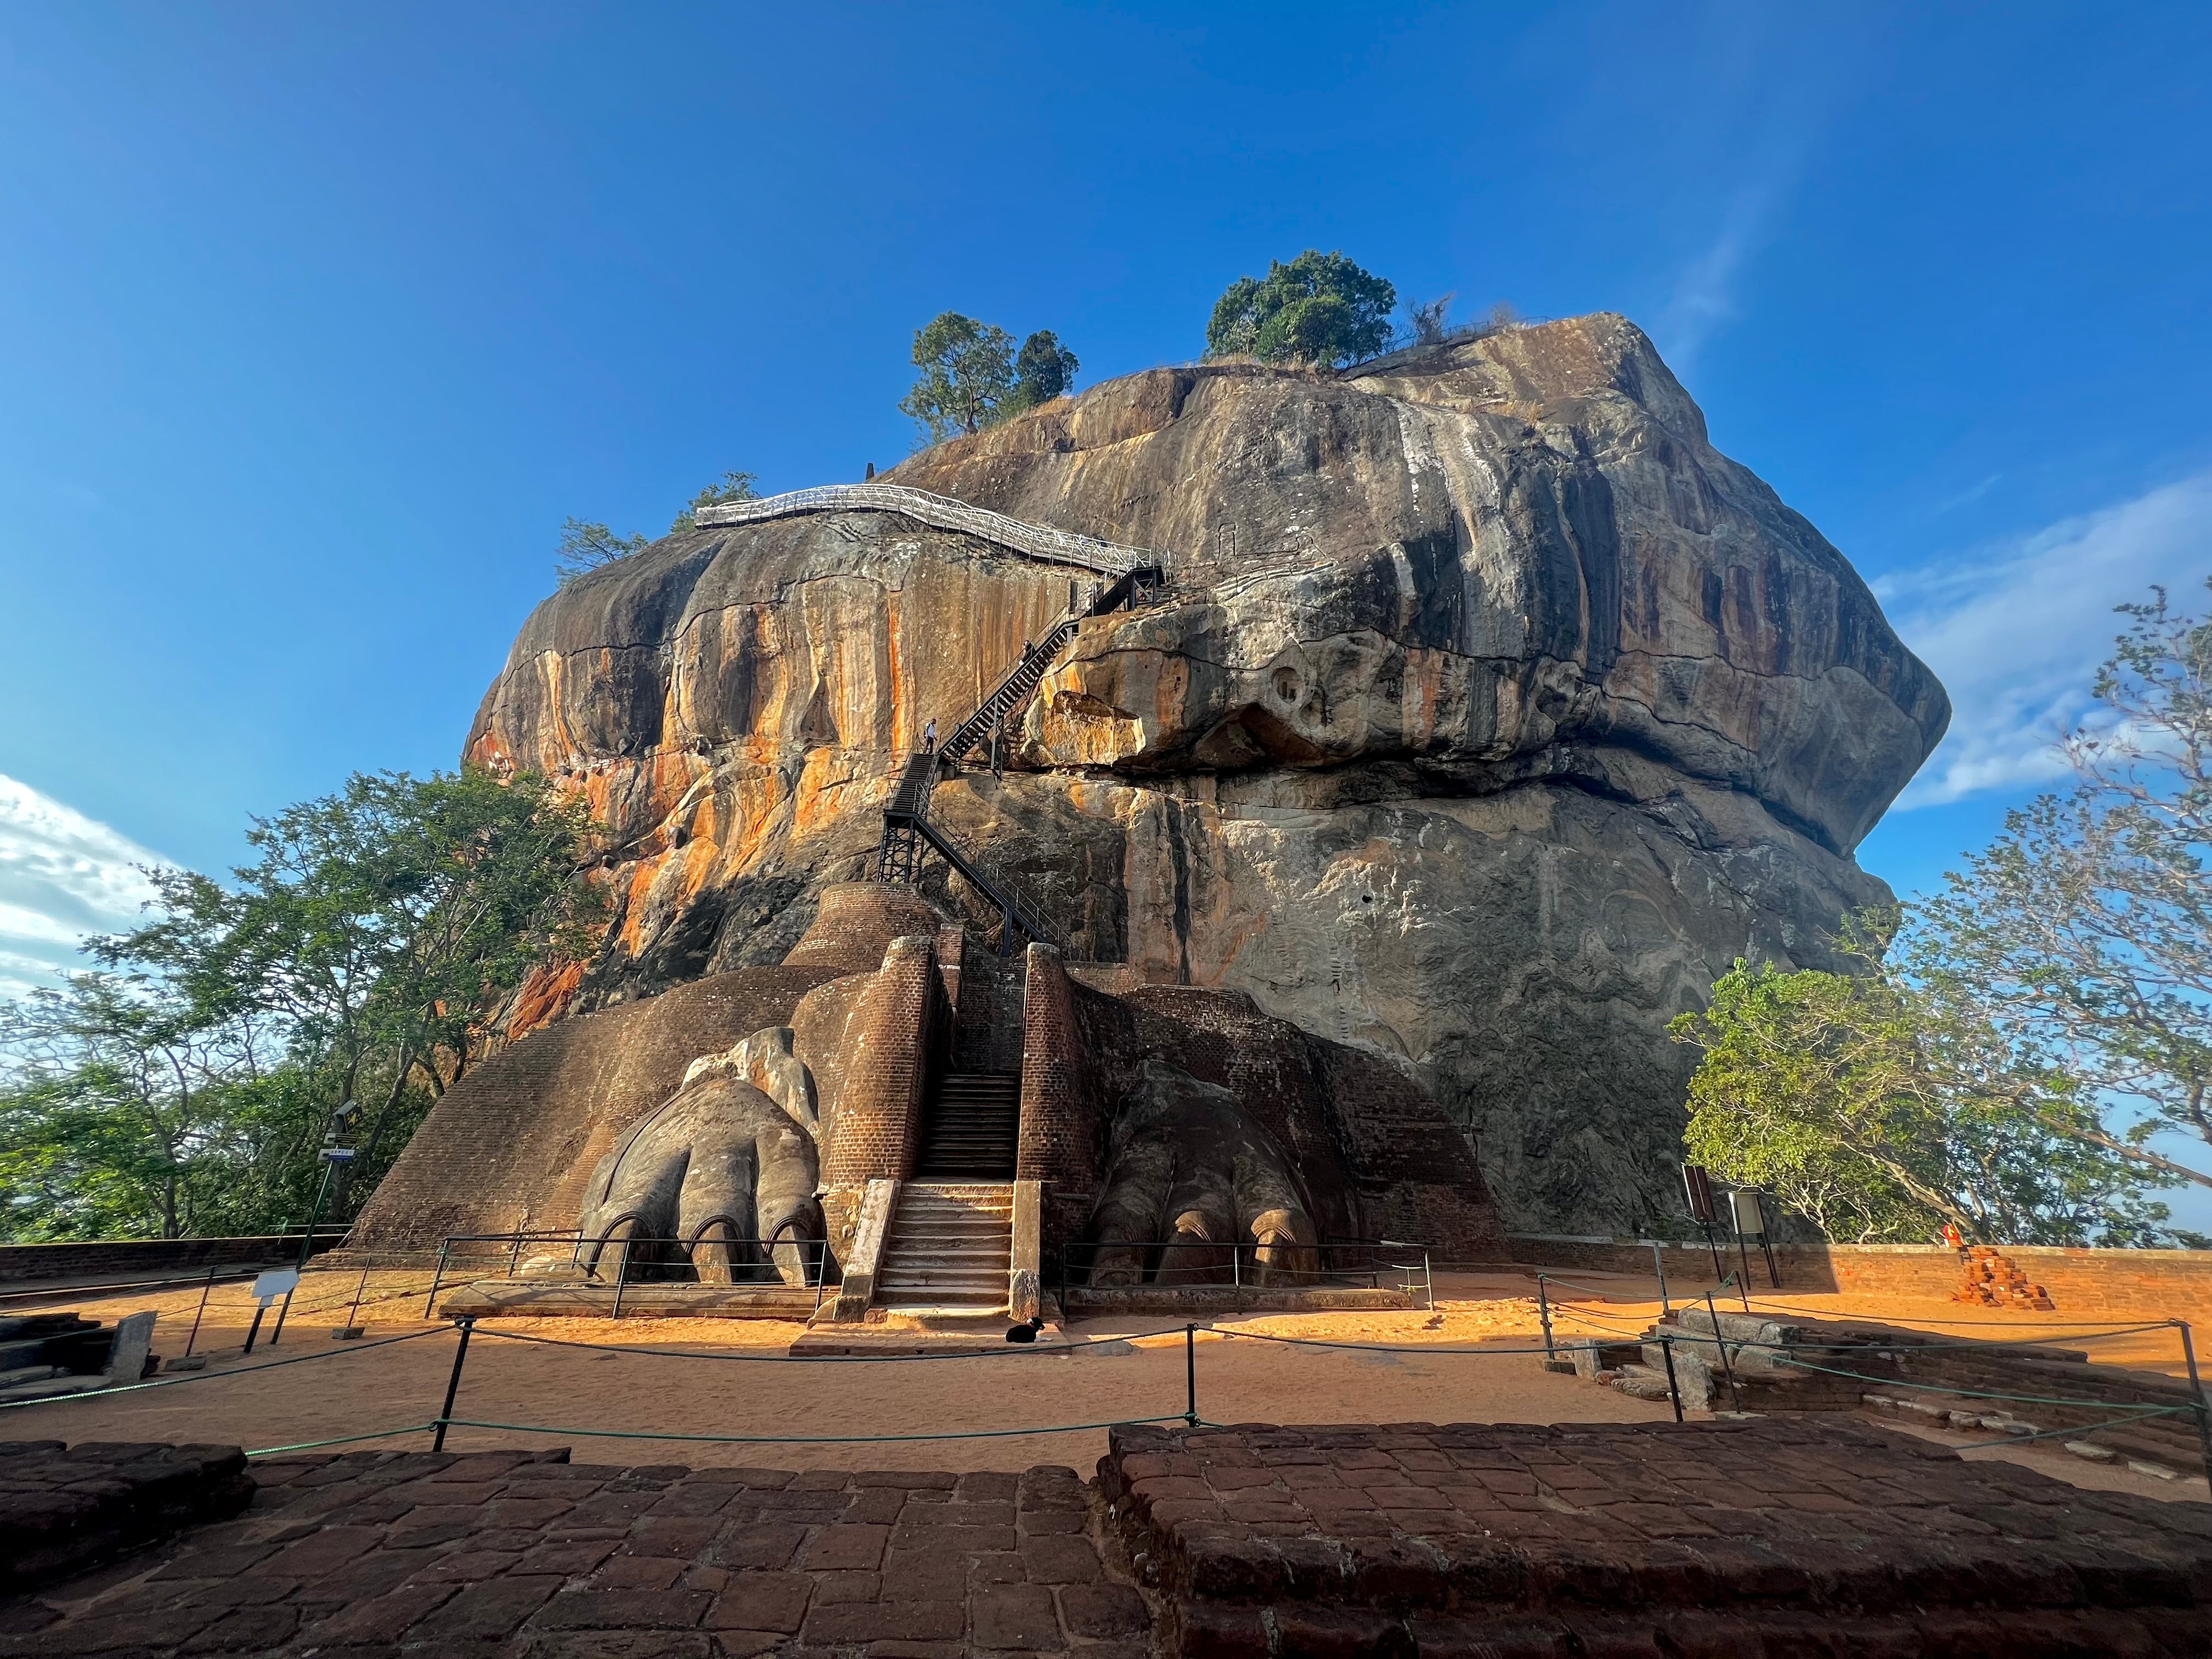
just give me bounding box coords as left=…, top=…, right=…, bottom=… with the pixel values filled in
left=251, top=1268, right=301, bottom=1305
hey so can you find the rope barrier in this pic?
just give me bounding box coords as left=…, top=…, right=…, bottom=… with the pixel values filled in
left=466, top=1324, right=1197, bottom=1363
left=0, top=1324, right=452, bottom=1412
left=1775, top=1353, right=2197, bottom=1410
left=246, top=1423, right=442, bottom=1457
left=1942, top=1404, right=2196, bottom=1451
left=437, top=1414, right=1192, bottom=1445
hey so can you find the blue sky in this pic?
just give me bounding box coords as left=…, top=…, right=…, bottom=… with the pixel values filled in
left=3, top=5, right=2210, bottom=1212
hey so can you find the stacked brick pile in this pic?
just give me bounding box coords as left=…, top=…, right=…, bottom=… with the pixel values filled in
left=1100, top=1419, right=2212, bottom=1656
left=1953, top=1245, right=2057, bottom=1309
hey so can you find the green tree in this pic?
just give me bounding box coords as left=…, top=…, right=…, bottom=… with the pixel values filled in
left=1911, top=579, right=2212, bottom=1180
left=554, top=518, right=649, bottom=587
left=1669, top=955, right=2183, bottom=1245
left=0, top=766, right=610, bottom=1240
left=899, top=312, right=1017, bottom=441
left=1205, top=250, right=1397, bottom=367
left=671, top=470, right=760, bottom=532
left=1006, top=330, right=1080, bottom=414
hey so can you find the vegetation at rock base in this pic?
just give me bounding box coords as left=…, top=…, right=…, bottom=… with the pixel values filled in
left=1206, top=250, right=1397, bottom=367
left=0, top=769, right=601, bottom=1240
left=1675, top=578, right=2212, bottom=1246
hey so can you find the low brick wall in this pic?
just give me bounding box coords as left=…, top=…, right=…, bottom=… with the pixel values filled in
left=1508, top=1233, right=2212, bottom=1322
left=0, top=1235, right=342, bottom=1287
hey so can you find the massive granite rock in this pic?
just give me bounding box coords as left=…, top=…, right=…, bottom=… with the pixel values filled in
left=465, top=314, right=1945, bottom=1234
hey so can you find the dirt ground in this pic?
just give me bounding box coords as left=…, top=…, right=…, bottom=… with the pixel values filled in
left=1, top=1266, right=2201, bottom=1506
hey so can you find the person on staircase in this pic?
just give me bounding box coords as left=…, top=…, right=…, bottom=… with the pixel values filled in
left=923, top=718, right=937, bottom=754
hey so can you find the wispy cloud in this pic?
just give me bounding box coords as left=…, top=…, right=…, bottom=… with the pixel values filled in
left=0, top=775, right=169, bottom=998
left=1655, top=185, right=1780, bottom=373
left=1883, top=470, right=2212, bottom=808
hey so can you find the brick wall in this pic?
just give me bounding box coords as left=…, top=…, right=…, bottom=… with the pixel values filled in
left=0, top=1235, right=341, bottom=1286
left=782, top=882, right=947, bottom=975
left=819, top=935, right=941, bottom=1187
left=1509, top=1234, right=2212, bottom=1322
left=1016, top=945, right=1101, bottom=1195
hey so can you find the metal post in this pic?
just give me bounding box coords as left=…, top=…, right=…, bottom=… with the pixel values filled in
left=1699, top=1221, right=1723, bottom=1284
left=1733, top=1234, right=1753, bottom=1311
left=2175, top=1320, right=2212, bottom=1503
left=431, top=1318, right=475, bottom=1453
left=1232, top=1245, right=1242, bottom=1311
left=269, top=1281, right=299, bottom=1347
left=183, top=1266, right=216, bottom=1359
left=1651, top=1242, right=1669, bottom=1316
left=242, top=1303, right=267, bottom=1356
left=611, top=1235, right=630, bottom=1319
left=1703, top=1291, right=1742, bottom=1413
left=425, top=1240, right=451, bottom=1318
left=341, top=1262, right=371, bottom=1337
left=1536, top=1274, right=1556, bottom=1359
left=1658, top=1334, right=1684, bottom=1424
left=1760, top=1233, right=1782, bottom=1290
left=1184, top=1323, right=1198, bottom=1426
left=508, top=1231, right=526, bottom=1278
left=296, top=1161, right=337, bottom=1271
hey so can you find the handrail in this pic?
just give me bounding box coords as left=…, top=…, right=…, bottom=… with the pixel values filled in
left=694, top=484, right=1165, bottom=579
left=902, top=814, right=1063, bottom=955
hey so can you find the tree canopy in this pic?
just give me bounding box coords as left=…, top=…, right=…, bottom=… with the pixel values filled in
left=554, top=518, right=648, bottom=587
left=1672, top=577, right=2212, bottom=1246
left=0, top=768, right=602, bottom=1240
left=671, top=471, right=759, bottom=532
left=1205, top=250, right=1397, bottom=367
left=1011, top=330, right=1080, bottom=410
left=899, top=312, right=1018, bottom=441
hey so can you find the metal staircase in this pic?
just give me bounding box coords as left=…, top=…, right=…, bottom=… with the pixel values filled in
left=872, top=561, right=1165, bottom=955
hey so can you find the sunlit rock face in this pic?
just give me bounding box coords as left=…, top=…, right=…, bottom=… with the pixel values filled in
left=465, top=313, right=1946, bottom=1233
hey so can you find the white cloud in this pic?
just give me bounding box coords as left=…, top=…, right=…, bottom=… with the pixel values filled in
left=1883, top=470, right=2212, bottom=808
left=0, top=775, right=170, bottom=995
left=1655, top=189, right=1776, bottom=373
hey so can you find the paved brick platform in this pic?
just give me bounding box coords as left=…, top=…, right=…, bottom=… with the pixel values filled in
left=1100, top=1419, right=2212, bottom=1657
left=0, top=1448, right=1147, bottom=1657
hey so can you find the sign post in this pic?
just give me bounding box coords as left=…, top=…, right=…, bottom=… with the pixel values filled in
left=1681, top=1165, right=1724, bottom=1283
left=242, top=1267, right=300, bottom=1356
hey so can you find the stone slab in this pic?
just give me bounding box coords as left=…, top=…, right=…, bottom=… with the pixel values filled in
left=437, top=1280, right=830, bottom=1320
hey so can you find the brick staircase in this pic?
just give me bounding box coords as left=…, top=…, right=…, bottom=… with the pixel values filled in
left=876, top=1182, right=1013, bottom=1312
left=915, top=1074, right=1020, bottom=1178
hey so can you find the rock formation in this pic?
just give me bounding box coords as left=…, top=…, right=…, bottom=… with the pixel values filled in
left=453, top=313, right=1944, bottom=1236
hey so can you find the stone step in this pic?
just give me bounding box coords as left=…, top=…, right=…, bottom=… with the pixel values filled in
left=0, top=1364, right=67, bottom=1388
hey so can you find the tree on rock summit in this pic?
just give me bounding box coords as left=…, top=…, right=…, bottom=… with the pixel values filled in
left=899, top=312, right=1018, bottom=440
left=1009, top=329, right=1080, bottom=412
left=1206, top=250, right=1397, bottom=368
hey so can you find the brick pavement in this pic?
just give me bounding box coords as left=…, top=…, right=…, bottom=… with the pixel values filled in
left=0, top=1448, right=1149, bottom=1657
left=1101, top=1418, right=2212, bottom=1657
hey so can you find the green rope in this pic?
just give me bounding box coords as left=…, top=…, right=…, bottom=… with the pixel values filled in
left=1777, top=1352, right=2196, bottom=1409
left=246, top=1423, right=440, bottom=1457
left=467, top=1324, right=1192, bottom=1364
left=0, top=1324, right=452, bottom=1411
left=436, top=1413, right=1189, bottom=1444
left=1941, top=1404, right=2194, bottom=1450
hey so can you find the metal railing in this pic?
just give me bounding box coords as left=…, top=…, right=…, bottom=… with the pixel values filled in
left=693, top=483, right=1165, bottom=579
left=427, top=1229, right=839, bottom=1321
left=1057, top=1237, right=1434, bottom=1314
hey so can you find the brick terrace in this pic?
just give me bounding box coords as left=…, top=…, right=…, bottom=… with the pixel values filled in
left=1, top=1449, right=1147, bottom=1657
left=7, top=1420, right=2212, bottom=1657
left=1102, top=1419, right=2212, bottom=1657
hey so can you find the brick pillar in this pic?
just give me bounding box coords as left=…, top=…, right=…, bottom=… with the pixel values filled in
left=1018, top=943, right=1103, bottom=1261
left=821, top=934, right=940, bottom=1187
